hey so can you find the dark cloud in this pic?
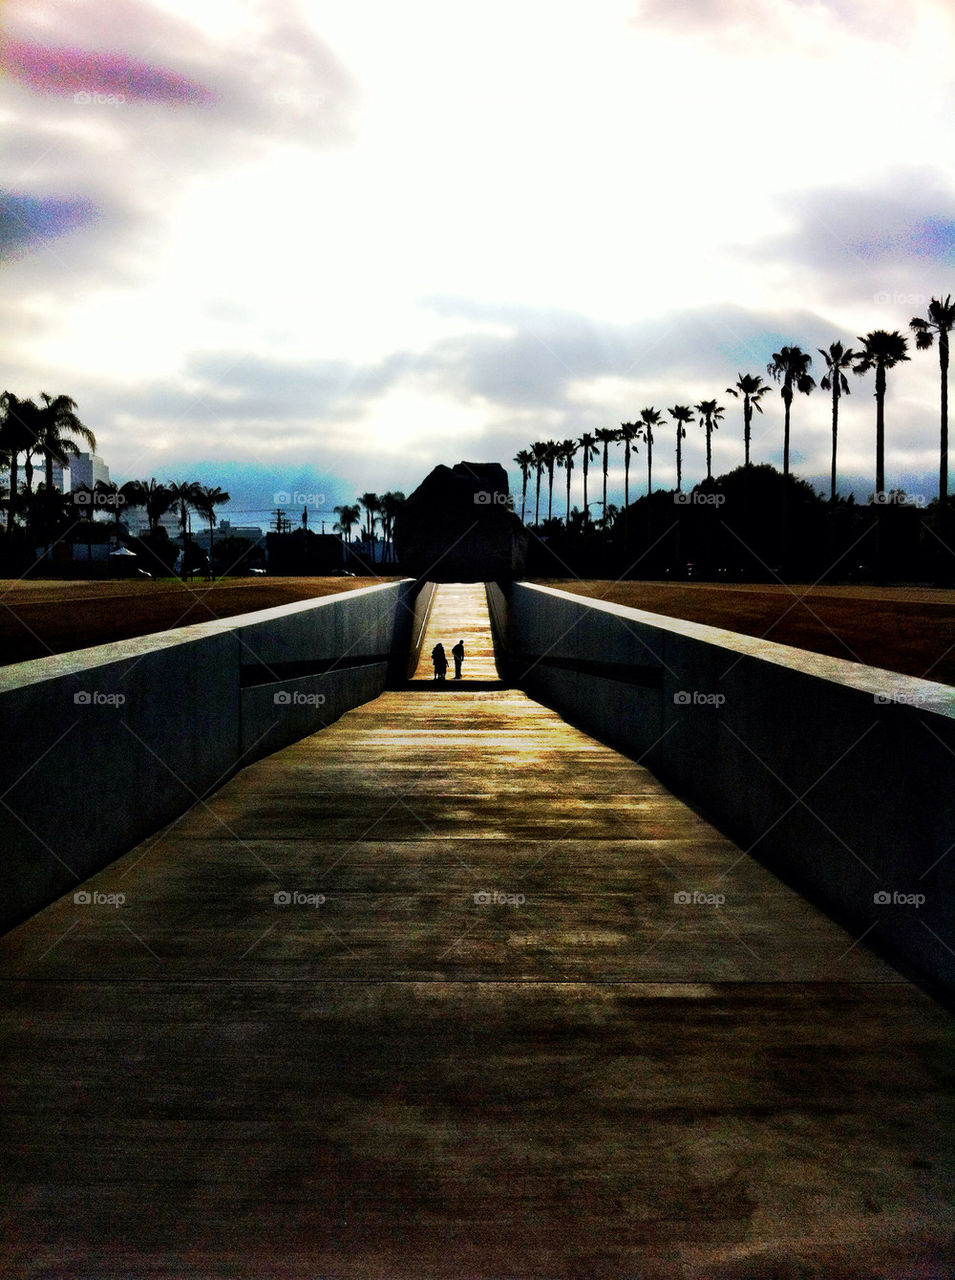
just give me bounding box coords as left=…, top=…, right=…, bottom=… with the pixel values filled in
left=743, top=171, right=955, bottom=301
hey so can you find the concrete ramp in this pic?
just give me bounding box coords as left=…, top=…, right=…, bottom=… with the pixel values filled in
left=1, top=586, right=953, bottom=1277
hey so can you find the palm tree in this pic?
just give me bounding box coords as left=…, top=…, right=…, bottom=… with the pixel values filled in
left=910, top=295, right=955, bottom=519
left=577, top=432, right=599, bottom=525
left=668, top=406, right=694, bottom=492
left=542, top=439, right=560, bottom=521
left=143, top=478, right=174, bottom=533
left=194, top=484, right=230, bottom=568
left=618, top=422, right=641, bottom=535
left=377, top=491, right=406, bottom=558
left=853, top=331, right=910, bottom=498
left=0, top=392, right=37, bottom=532
left=167, top=481, right=199, bottom=541
left=726, top=373, right=770, bottom=467
left=767, top=346, right=815, bottom=481
left=694, top=400, right=724, bottom=481
left=358, top=492, right=380, bottom=548
left=818, top=341, right=857, bottom=503
left=594, top=427, right=619, bottom=529
left=558, top=439, right=576, bottom=524
left=637, top=408, right=663, bottom=495
left=93, top=479, right=144, bottom=541
left=333, top=502, right=361, bottom=545
left=513, top=449, right=533, bottom=523
left=34, top=393, right=96, bottom=494
left=530, top=441, right=550, bottom=526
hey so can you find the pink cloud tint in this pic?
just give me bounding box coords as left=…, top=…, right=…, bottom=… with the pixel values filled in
left=1, top=38, right=216, bottom=106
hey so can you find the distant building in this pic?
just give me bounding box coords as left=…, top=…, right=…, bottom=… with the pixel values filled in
left=50, top=452, right=110, bottom=493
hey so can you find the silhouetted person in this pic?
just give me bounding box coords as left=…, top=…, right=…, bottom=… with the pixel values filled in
left=431, top=642, right=448, bottom=681
left=451, top=639, right=464, bottom=679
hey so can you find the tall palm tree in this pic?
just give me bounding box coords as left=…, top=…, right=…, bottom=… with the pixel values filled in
left=767, top=346, right=815, bottom=481
left=726, top=373, right=770, bottom=467
left=639, top=407, right=664, bottom=495
left=194, top=484, right=230, bottom=567
left=818, top=341, right=857, bottom=503
left=618, top=422, right=641, bottom=533
left=530, top=441, right=549, bottom=526
left=167, top=480, right=201, bottom=574
left=378, top=490, right=406, bottom=558
left=543, top=439, right=560, bottom=521
left=34, top=392, right=96, bottom=494
left=910, top=295, right=955, bottom=518
left=668, top=406, right=694, bottom=492
left=557, top=439, right=577, bottom=524
left=594, top=427, right=619, bottom=529
left=513, top=449, right=533, bottom=523
left=694, top=399, right=724, bottom=481
left=358, top=492, right=380, bottom=546
left=853, top=331, right=910, bottom=498
left=333, top=502, right=361, bottom=545
left=577, top=432, right=599, bottom=525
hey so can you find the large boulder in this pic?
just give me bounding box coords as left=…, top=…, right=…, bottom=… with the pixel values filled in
left=394, top=461, right=529, bottom=582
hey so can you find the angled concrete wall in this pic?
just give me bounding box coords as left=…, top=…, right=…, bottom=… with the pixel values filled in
left=501, top=582, right=955, bottom=1001
left=0, top=580, right=417, bottom=932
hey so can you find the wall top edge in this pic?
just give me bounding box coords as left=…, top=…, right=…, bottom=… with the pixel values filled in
left=515, top=581, right=955, bottom=711
left=0, top=579, right=410, bottom=693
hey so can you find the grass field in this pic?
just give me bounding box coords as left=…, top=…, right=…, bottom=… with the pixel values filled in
left=2, top=576, right=954, bottom=686
left=534, top=580, right=955, bottom=686
left=0, top=577, right=399, bottom=666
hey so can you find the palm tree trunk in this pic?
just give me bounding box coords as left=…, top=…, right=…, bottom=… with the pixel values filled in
left=830, top=383, right=838, bottom=503
left=602, top=446, right=608, bottom=527
left=706, top=425, right=712, bottom=480
left=783, top=392, right=791, bottom=479
left=565, top=468, right=571, bottom=524
left=875, top=363, right=886, bottom=497
left=534, top=470, right=541, bottom=525
left=647, top=442, right=652, bottom=495
left=582, top=462, right=589, bottom=525
left=676, top=435, right=682, bottom=492
left=744, top=402, right=751, bottom=467
left=8, top=454, right=19, bottom=532
left=939, top=332, right=949, bottom=514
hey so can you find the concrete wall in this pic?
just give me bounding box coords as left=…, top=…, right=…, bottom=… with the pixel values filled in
left=0, top=580, right=415, bottom=932
left=501, top=582, right=955, bottom=1000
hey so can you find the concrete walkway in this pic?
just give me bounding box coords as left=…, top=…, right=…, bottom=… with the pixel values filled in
left=1, top=586, right=953, bottom=1277
left=410, top=581, right=501, bottom=682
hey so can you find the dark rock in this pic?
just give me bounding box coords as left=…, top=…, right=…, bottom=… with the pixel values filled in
left=394, top=461, right=529, bottom=581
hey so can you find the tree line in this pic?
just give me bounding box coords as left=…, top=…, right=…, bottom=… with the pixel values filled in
left=512, top=295, right=953, bottom=530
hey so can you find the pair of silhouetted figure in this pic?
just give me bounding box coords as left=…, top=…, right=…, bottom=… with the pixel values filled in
left=431, top=640, right=464, bottom=681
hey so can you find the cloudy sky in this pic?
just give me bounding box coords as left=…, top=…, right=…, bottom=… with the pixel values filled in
left=2, top=0, right=954, bottom=528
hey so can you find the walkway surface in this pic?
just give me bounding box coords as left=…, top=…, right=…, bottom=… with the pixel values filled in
left=1, top=586, right=953, bottom=1277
